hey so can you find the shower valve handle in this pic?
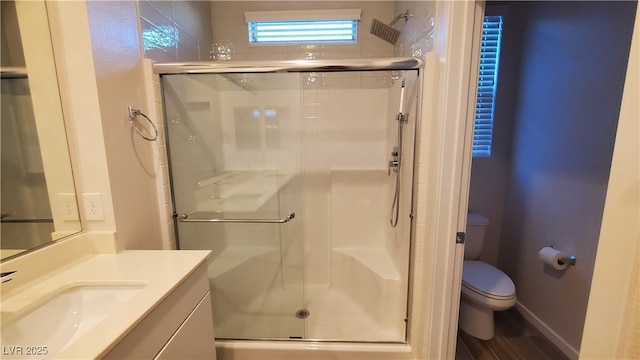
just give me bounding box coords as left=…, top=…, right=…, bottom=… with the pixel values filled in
left=388, top=160, right=399, bottom=175
left=389, top=147, right=400, bottom=175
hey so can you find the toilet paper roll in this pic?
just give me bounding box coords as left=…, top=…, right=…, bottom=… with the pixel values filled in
left=538, top=247, right=569, bottom=271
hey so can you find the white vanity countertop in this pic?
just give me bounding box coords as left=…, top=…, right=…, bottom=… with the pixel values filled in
left=0, top=250, right=211, bottom=359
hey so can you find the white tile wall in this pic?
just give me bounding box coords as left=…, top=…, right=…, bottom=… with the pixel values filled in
left=393, top=1, right=436, bottom=57
left=216, top=75, right=302, bottom=172
left=405, top=50, right=437, bottom=346
left=142, top=59, right=174, bottom=248
left=138, top=0, right=217, bottom=246
left=138, top=0, right=213, bottom=62
left=330, top=170, right=392, bottom=248
left=301, top=73, right=401, bottom=285
left=210, top=1, right=395, bottom=61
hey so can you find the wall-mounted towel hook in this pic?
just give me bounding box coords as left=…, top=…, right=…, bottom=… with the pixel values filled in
left=128, top=106, right=158, bottom=141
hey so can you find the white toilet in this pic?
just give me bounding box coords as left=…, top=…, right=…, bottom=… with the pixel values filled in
left=459, top=212, right=516, bottom=340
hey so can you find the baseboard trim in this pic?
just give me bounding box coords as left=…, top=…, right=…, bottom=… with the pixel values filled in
left=515, top=302, right=579, bottom=360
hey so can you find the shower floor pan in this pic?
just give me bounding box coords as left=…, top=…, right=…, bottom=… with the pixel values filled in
left=208, top=247, right=406, bottom=342
left=214, top=285, right=405, bottom=342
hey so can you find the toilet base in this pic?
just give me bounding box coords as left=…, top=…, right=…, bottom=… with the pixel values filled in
left=459, top=298, right=495, bottom=340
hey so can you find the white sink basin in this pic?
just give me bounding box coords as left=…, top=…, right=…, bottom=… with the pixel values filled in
left=1, top=284, right=144, bottom=359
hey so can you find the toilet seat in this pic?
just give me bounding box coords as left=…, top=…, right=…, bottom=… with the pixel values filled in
left=462, top=261, right=515, bottom=300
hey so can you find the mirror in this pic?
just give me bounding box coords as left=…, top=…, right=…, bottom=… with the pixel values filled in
left=1, top=0, right=81, bottom=260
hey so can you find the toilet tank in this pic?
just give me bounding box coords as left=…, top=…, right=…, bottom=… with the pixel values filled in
left=465, top=212, right=489, bottom=260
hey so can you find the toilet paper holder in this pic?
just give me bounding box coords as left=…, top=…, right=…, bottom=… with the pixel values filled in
left=558, top=254, right=577, bottom=266
left=546, top=246, right=577, bottom=266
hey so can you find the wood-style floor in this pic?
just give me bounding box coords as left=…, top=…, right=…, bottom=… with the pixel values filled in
left=456, top=309, right=570, bottom=360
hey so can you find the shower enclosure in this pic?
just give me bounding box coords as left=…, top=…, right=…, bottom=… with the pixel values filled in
left=158, top=58, right=422, bottom=343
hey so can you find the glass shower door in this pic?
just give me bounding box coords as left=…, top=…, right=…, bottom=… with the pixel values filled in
left=163, top=72, right=305, bottom=340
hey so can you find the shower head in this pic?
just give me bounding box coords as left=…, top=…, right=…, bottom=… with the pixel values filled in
left=370, top=10, right=411, bottom=45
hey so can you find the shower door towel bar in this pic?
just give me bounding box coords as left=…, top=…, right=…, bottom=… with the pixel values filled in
left=177, top=212, right=295, bottom=224
left=128, top=106, right=159, bottom=141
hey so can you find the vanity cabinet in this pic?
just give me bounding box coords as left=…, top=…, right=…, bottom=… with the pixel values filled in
left=156, top=293, right=215, bottom=359
left=104, top=263, right=216, bottom=359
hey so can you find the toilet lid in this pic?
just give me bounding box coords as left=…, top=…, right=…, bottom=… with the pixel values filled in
left=462, top=261, right=515, bottom=298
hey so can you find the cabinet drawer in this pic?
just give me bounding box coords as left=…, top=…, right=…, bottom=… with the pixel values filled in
left=104, top=263, right=209, bottom=359
left=155, top=292, right=216, bottom=359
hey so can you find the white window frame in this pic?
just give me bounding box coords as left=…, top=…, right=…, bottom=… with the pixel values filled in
left=245, top=9, right=361, bottom=45
left=473, top=15, right=503, bottom=157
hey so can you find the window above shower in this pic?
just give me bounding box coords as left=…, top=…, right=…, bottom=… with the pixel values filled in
left=210, top=2, right=431, bottom=61
left=245, top=9, right=361, bottom=45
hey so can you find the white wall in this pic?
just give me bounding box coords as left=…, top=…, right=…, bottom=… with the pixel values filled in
left=496, top=1, right=636, bottom=353
left=47, top=0, right=117, bottom=241
left=84, top=1, right=163, bottom=250
left=44, top=0, right=214, bottom=251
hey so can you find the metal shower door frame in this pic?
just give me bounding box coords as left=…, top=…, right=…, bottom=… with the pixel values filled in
left=156, top=57, right=424, bottom=343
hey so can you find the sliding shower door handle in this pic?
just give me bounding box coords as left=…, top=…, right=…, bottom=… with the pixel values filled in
left=177, top=212, right=296, bottom=224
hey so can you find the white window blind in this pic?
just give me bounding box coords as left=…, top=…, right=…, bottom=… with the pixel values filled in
left=473, top=15, right=503, bottom=157
left=245, top=9, right=361, bottom=45
left=248, top=20, right=358, bottom=44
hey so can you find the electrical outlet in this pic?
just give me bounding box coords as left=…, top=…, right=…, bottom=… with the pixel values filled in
left=83, top=193, right=104, bottom=221
left=58, top=193, right=79, bottom=221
